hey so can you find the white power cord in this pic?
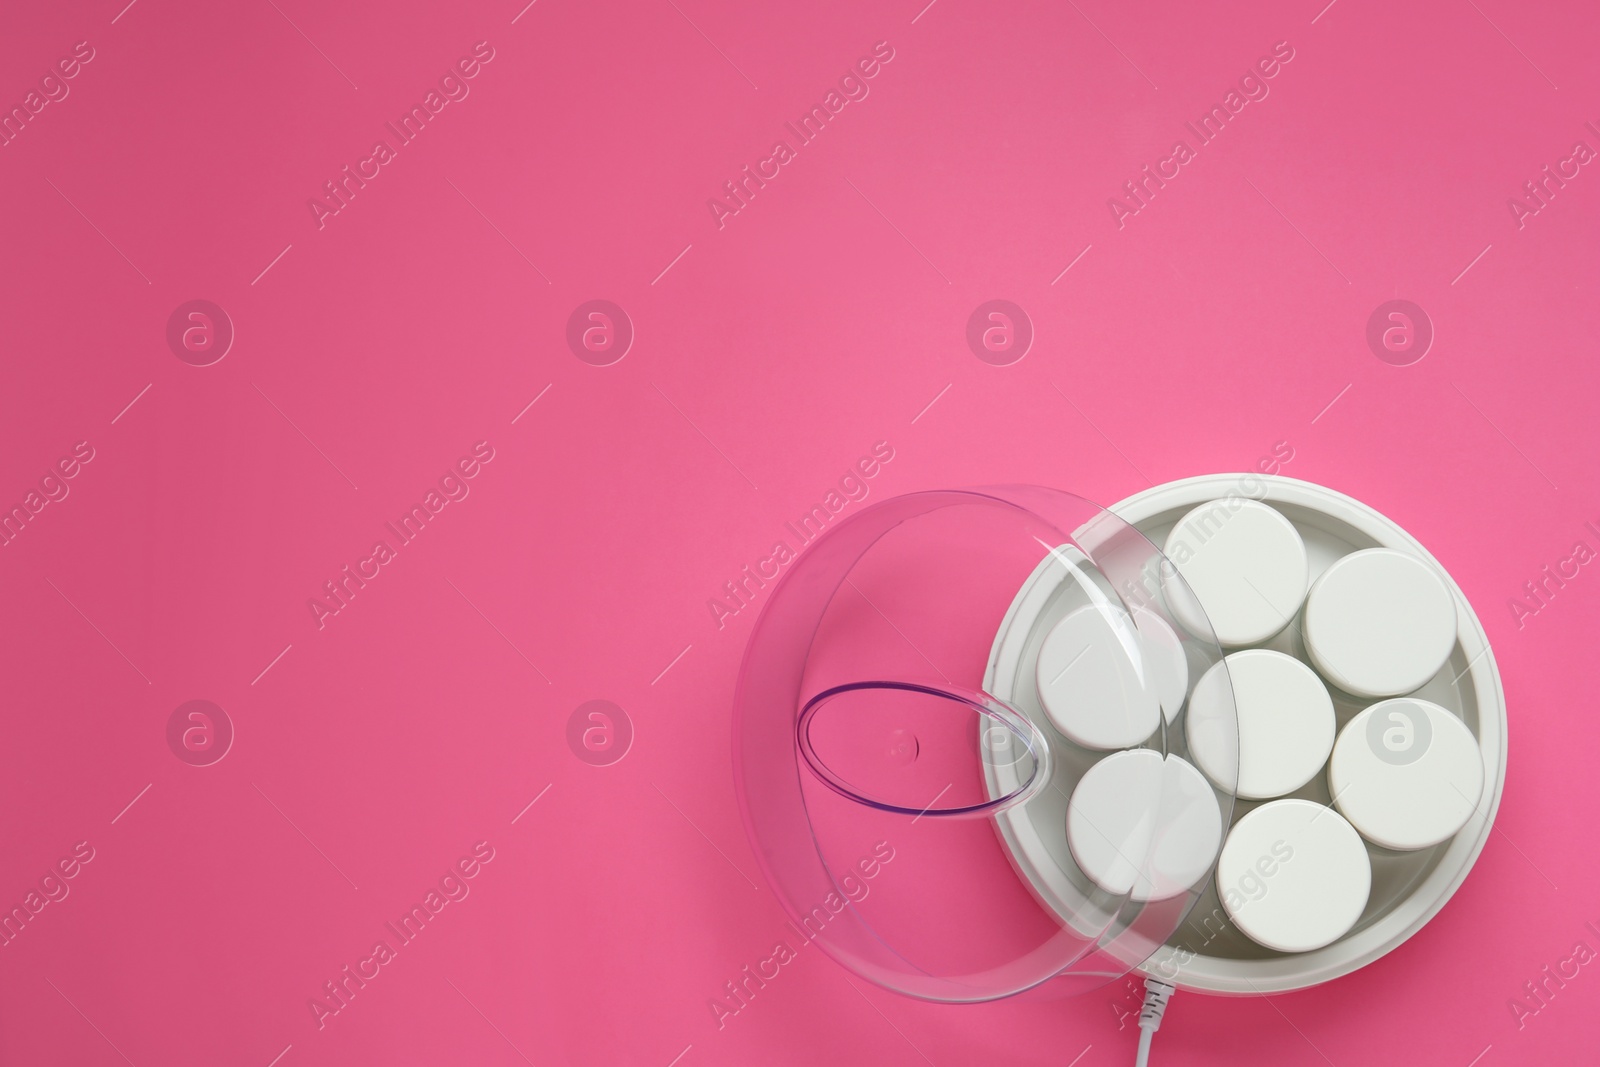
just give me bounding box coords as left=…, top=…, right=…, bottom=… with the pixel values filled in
left=1132, top=976, right=1175, bottom=1067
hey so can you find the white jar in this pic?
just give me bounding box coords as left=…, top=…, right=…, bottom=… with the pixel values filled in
left=1304, top=548, right=1457, bottom=698
left=1187, top=649, right=1335, bottom=799
left=1163, top=499, right=1308, bottom=647
left=1329, top=698, right=1484, bottom=850
left=1066, top=749, right=1223, bottom=900
left=1217, top=799, right=1371, bottom=953
left=1036, top=605, right=1162, bottom=749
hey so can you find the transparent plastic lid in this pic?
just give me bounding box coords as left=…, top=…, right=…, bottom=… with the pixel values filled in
left=732, top=487, right=1240, bottom=1003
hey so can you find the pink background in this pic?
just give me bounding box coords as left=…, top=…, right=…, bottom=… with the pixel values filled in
left=2, top=0, right=1597, bottom=1064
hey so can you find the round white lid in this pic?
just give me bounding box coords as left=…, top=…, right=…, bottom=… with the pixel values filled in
left=1134, top=607, right=1188, bottom=724
left=1304, top=548, right=1458, bottom=698
left=1066, top=750, right=1223, bottom=901
left=1036, top=605, right=1162, bottom=750
left=1329, top=698, right=1484, bottom=851
left=1163, top=499, right=1308, bottom=647
left=1218, top=799, right=1372, bottom=953
left=1187, top=649, right=1335, bottom=799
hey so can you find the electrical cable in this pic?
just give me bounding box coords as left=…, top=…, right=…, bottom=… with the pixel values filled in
left=1132, top=976, right=1175, bottom=1067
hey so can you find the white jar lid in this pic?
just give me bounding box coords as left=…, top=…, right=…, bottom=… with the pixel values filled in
left=1304, top=548, right=1458, bottom=698
left=1066, top=750, right=1223, bottom=901
left=1217, top=799, right=1371, bottom=953
left=1036, top=605, right=1162, bottom=749
left=1187, top=650, right=1335, bottom=799
left=1163, top=499, right=1308, bottom=647
left=1134, top=607, right=1188, bottom=724
left=1329, top=698, right=1484, bottom=850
